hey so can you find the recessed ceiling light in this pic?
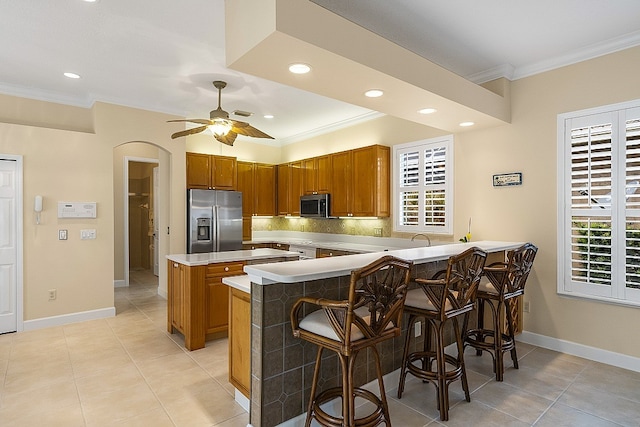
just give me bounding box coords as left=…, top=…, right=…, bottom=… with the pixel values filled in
left=264, top=114, right=274, bottom=119
left=365, top=89, right=383, bottom=98
left=63, top=72, right=81, bottom=79
left=418, top=108, right=437, bottom=115
left=459, top=121, right=475, bottom=127
left=288, top=63, right=311, bottom=74
left=83, top=0, right=98, bottom=3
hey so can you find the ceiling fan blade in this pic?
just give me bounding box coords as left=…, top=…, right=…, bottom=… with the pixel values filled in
left=168, top=118, right=214, bottom=126
left=214, top=131, right=238, bottom=146
left=171, top=125, right=209, bottom=139
left=231, top=120, right=274, bottom=139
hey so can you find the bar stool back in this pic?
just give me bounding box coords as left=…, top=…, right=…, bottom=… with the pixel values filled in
left=464, top=243, right=538, bottom=381
left=290, top=255, right=413, bottom=427
left=397, top=246, right=487, bottom=421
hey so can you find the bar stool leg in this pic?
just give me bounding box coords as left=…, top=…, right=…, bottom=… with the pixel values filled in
left=434, top=320, right=448, bottom=421
left=494, top=300, right=504, bottom=381
left=397, top=314, right=417, bottom=398
left=475, top=298, right=486, bottom=356
left=453, top=317, right=471, bottom=402
left=505, top=299, right=519, bottom=369
left=371, top=345, right=392, bottom=425
left=306, top=347, right=323, bottom=427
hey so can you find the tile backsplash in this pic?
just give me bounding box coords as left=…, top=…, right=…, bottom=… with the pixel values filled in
left=252, top=217, right=392, bottom=237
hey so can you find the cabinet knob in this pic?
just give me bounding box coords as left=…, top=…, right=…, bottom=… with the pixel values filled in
left=329, top=252, right=333, bottom=256
left=173, top=263, right=178, bottom=268
left=224, top=266, right=229, bottom=272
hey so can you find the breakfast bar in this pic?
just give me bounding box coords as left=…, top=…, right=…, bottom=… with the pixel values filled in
left=241, top=241, right=522, bottom=427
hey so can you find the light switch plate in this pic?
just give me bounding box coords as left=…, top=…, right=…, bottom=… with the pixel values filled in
left=58, top=229, right=68, bottom=240
left=80, top=229, right=97, bottom=240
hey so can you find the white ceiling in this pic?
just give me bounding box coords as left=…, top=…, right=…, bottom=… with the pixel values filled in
left=2, top=0, right=640, bottom=144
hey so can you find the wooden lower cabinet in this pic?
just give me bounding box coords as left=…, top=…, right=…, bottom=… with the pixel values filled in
left=229, top=287, right=251, bottom=397
left=167, top=259, right=244, bottom=350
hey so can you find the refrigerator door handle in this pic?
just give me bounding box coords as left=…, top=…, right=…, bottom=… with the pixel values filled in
left=213, top=205, right=220, bottom=252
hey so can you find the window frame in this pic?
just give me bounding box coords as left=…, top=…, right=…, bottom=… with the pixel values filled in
left=557, top=98, right=640, bottom=307
left=393, top=136, right=453, bottom=234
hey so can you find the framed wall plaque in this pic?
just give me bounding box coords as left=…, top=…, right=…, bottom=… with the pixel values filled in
left=493, top=172, right=522, bottom=187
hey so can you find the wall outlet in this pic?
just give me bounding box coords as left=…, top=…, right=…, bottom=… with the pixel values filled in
left=414, top=321, right=421, bottom=337
left=48, top=289, right=57, bottom=300
left=301, top=225, right=305, bottom=232
left=373, top=228, right=383, bottom=237
left=523, top=301, right=530, bottom=313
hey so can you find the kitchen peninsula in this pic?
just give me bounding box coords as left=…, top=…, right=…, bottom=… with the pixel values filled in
left=166, top=248, right=299, bottom=351
left=241, top=241, right=523, bottom=427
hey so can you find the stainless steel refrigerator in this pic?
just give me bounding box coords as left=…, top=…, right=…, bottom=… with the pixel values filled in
left=187, top=189, right=243, bottom=254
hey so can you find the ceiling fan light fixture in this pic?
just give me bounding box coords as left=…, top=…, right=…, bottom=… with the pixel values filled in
left=210, top=119, right=233, bottom=136
left=289, top=63, right=311, bottom=74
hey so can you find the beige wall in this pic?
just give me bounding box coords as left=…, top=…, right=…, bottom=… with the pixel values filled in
left=456, top=46, right=640, bottom=358
left=0, top=96, right=185, bottom=322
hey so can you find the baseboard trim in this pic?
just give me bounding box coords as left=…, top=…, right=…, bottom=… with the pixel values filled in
left=518, top=330, right=640, bottom=373
left=114, top=279, right=127, bottom=288
left=23, top=307, right=116, bottom=331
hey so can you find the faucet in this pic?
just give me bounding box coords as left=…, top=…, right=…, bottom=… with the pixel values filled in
left=411, top=233, right=431, bottom=247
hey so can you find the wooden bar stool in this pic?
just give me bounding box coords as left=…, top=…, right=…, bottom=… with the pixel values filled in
left=290, top=255, right=413, bottom=427
left=397, top=247, right=487, bottom=421
left=464, top=243, right=538, bottom=381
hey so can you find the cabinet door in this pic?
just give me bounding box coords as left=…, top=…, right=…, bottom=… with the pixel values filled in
left=316, top=155, right=331, bottom=194
left=211, top=155, right=237, bottom=190
left=290, top=161, right=303, bottom=216
left=277, top=164, right=291, bottom=215
left=206, top=279, right=230, bottom=334
left=229, top=288, right=251, bottom=397
left=254, top=164, right=276, bottom=216
left=352, top=145, right=390, bottom=217
left=330, top=151, right=352, bottom=216
left=302, top=158, right=317, bottom=195
left=168, top=261, right=185, bottom=332
left=242, top=217, right=252, bottom=241
left=186, top=152, right=211, bottom=189
left=237, top=161, right=254, bottom=217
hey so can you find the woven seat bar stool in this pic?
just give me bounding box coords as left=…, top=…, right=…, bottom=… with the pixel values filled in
left=397, top=247, right=487, bottom=421
left=290, top=255, right=413, bottom=427
left=464, top=243, right=538, bottom=381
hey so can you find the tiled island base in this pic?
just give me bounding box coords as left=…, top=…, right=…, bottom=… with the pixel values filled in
left=249, top=261, right=446, bottom=427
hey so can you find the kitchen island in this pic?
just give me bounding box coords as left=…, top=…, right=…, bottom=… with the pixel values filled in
left=166, top=248, right=299, bottom=351
left=242, top=241, right=523, bottom=427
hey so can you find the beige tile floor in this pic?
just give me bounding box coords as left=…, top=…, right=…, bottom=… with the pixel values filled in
left=1, top=269, right=639, bottom=426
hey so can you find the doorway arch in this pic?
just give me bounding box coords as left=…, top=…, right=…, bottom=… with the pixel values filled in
left=114, top=141, right=173, bottom=297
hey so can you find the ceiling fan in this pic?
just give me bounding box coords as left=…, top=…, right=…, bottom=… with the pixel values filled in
left=168, top=80, right=274, bottom=146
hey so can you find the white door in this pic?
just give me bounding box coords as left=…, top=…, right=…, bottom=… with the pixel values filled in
left=153, top=166, right=159, bottom=276
left=0, top=159, right=17, bottom=333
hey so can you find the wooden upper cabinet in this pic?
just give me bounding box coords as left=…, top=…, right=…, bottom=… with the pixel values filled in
left=254, top=163, right=276, bottom=216
left=277, top=162, right=303, bottom=215
left=277, top=164, right=291, bottom=215
left=186, top=152, right=211, bottom=190
left=212, top=155, right=237, bottom=190
left=329, top=150, right=352, bottom=217
left=186, top=152, right=237, bottom=190
left=302, top=155, right=331, bottom=195
left=236, top=161, right=254, bottom=217
left=329, top=145, right=390, bottom=217
left=352, top=145, right=390, bottom=217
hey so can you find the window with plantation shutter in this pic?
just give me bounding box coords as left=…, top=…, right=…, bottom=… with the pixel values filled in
left=394, top=136, right=453, bottom=234
left=558, top=100, right=640, bottom=305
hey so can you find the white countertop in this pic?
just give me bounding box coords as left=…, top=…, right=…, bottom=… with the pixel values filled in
left=244, top=231, right=447, bottom=254
left=166, top=248, right=300, bottom=267
left=244, top=241, right=524, bottom=285
left=222, top=275, right=251, bottom=293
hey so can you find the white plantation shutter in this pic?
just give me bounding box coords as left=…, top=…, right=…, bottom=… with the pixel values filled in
left=394, top=136, right=453, bottom=234
left=559, top=102, right=640, bottom=304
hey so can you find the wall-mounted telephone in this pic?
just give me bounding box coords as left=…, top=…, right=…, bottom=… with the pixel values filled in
left=34, top=195, right=43, bottom=224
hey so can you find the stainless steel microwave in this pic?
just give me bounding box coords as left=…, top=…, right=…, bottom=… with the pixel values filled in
left=300, top=194, right=330, bottom=218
